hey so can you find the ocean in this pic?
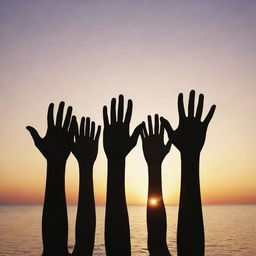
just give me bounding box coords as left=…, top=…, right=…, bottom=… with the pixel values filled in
left=0, top=205, right=255, bottom=255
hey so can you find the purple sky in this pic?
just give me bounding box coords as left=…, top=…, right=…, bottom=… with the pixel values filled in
left=0, top=0, right=256, bottom=204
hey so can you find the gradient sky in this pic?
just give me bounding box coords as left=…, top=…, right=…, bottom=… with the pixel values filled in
left=0, top=0, right=255, bottom=205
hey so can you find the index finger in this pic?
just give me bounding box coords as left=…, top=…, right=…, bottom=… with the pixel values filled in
left=103, top=106, right=109, bottom=127
left=178, top=93, right=186, bottom=120
left=47, top=103, right=54, bottom=128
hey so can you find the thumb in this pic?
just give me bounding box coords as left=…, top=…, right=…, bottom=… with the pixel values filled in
left=164, top=139, right=172, bottom=154
left=130, top=123, right=142, bottom=149
left=69, top=116, right=78, bottom=137
left=26, top=126, right=42, bottom=146
left=160, top=117, right=173, bottom=139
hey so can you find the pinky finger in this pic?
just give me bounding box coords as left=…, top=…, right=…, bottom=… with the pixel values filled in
left=95, top=125, right=101, bottom=142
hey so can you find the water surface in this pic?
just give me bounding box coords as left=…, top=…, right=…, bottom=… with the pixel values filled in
left=0, top=205, right=255, bottom=255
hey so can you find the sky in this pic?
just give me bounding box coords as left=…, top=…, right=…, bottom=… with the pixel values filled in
left=0, top=0, right=255, bottom=205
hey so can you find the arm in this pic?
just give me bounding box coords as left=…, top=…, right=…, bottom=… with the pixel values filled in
left=178, top=152, right=203, bottom=256
left=141, top=115, right=171, bottom=256
left=26, top=102, right=75, bottom=255
left=161, top=90, right=216, bottom=256
left=103, top=95, right=141, bottom=256
left=72, top=117, right=101, bottom=256
left=105, top=157, right=130, bottom=255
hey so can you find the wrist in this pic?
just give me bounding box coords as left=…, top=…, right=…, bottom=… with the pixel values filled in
left=78, top=163, right=94, bottom=181
left=78, top=161, right=94, bottom=170
left=108, top=157, right=126, bottom=165
left=46, top=161, right=66, bottom=185
left=148, top=164, right=162, bottom=194
left=180, top=152, right=200, bottom=178
left=147, top=160, right=162, bottom=169
left=47, top=160, right=66, bottom=171
left=180, top=151, right=200, bottom=160
left=107, top=157, right=126, bottom=181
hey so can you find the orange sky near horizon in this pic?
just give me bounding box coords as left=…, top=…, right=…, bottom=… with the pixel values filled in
left=0, top=0, right=256, bottom=205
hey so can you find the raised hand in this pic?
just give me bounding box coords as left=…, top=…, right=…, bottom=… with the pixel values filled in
left=72, top=117, right=101, bottom=166
left=141, top=114, right=172, bottom=256
left=161, top=90, right=216, bottom=154
left=160, top=90, right=216, bottom=256
left=141, top=114, right=171, bottom=166
left=71, top=117, right=100, bottom=256
left=26, top=101, right=75, bottom=163
left=104, top=95, right=141, bottom=256
left=103, top=94, right=142, bottom=159
left=26, top=101, right=75, bottom=255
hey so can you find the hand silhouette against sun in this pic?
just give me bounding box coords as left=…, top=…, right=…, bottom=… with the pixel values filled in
left=103, top=94, right=142, bottom=159
left=72, top=116, right=101, bottom=167
left=141, top=114, right=171, bottom=166
left=26, top=101, right=76, bottom=163
left=161, top=90, right=216, bottom=155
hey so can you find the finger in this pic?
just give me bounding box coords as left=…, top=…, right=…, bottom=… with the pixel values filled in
left=147, top=115, right=153, bottom=136
left=140, top=129, right=145, bottom=140
left=26, top=126, right=42, bottom=146
left=72, top=117, right=79, bottom=141
left=160, top=117, right=174, bottom=139
left=154, top=114, right=159, bottom=135
left=95, top=125, right=101, bottom=142
left=203, top=105, right=216, bottom=126
left=90, top=121, right=95, bottom=139
left=130, top=123, right=142, bottom=148
left=56, top=101, right=65, bottom=127
left=124, top=99, right=132, bottom=124
left=165, top=140, right=172, bottom=154
left=195, top=94, right=204, bottom=120
left=63, top=106, right=73, bottom=130
left=80, top=117, right=85, bottom=136
left=160, top=122, right=164, bottom=138
left=103, top=106, right=109, bottom=127
left=69, top=116, right=78, bottom=140
left=142, top=121, right=148, bottom=137
left=178, top=93, right=186, bottom=120
left=140, top=125, right=145, bottom=140
left=188, top=90, right=195, bottom=117
left=111, top=98, right=116, bottom=124
left=47, top=103, right=54, bottom=128
left=118, top=94, right=124, bottom=123
left=85, top=117, right=90, bottom=137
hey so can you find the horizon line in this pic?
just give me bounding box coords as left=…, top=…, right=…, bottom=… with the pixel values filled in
left=1, top=203, right=256, bottom=206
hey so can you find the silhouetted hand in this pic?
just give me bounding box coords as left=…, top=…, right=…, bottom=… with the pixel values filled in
left=103, top=94, right=142, bottom=159
left=26, top=102, right=75, bottom=163
left=72, top=116, right=101, bottom=166
left=161, top=90, right=216, bottom=154
left=141, top=114, right=171, bottom=166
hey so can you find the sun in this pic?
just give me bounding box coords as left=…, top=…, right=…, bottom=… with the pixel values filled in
left=150, top=198, right=157, bottom=206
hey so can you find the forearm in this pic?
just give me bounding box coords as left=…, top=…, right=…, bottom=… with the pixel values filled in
left=42, top=160, right=69, bottom=255
left=105, top=158, right=131, bottom=256
left=147, top=163, right=170, bottom=256
left=177, top=153, right=204, bottom=256
left=73, top=163, right=95, bottom=256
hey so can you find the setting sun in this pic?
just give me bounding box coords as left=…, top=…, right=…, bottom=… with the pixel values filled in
left=1, top=1, right=256, bottom=255
left=150, top=199, right=157, bottom=206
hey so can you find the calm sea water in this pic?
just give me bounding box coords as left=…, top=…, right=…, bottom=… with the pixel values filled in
left=0, top=205, right=255, bottom=255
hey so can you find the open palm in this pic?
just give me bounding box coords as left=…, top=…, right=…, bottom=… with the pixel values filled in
left=103, top=95, right=142, bottom=159
left=72, top=116, right=101, bottom=166
left=26, top=102, right=75, bottom=163
left=161, top=90, right=216, bottom=154
left=141, top=114, right=171, bottom=166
